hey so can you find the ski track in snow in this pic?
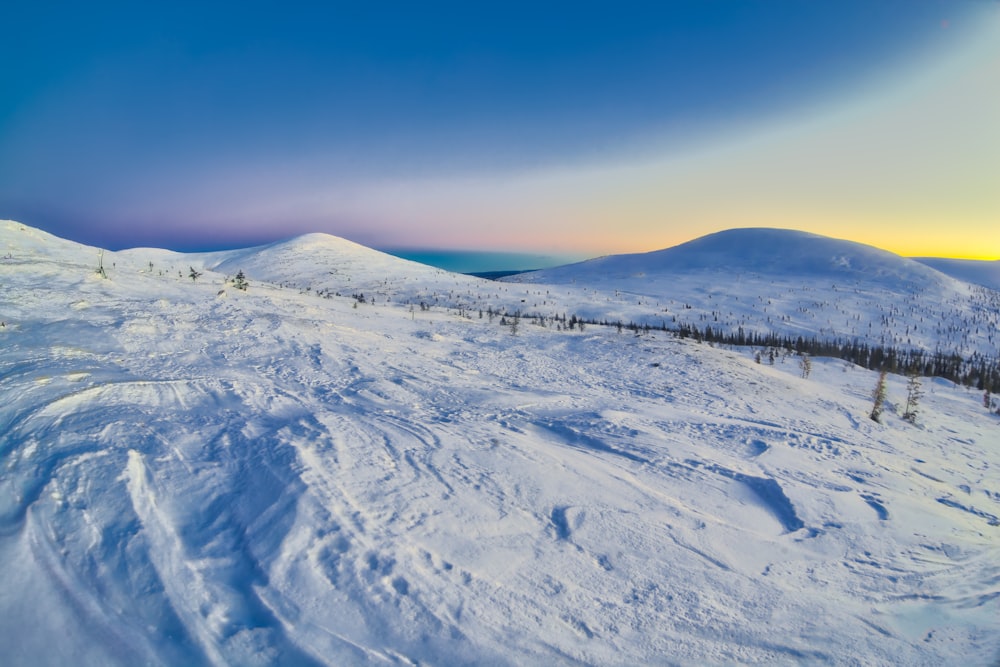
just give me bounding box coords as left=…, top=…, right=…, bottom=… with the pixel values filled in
left=2, top=220, right=1000, bottom=666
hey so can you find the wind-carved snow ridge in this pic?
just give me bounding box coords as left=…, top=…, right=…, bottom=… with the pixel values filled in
left=2, top=220, right=1000, bottom=666
left=534, top=419, right=650, bottom=464
left=687, top=461, right=804, bottom=533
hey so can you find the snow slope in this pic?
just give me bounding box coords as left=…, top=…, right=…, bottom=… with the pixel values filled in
left=914, top=257, right=1000, bottom=292
left=2, top=220, right=999, bottom=665
left=505, top=228, right=1000, bottom=358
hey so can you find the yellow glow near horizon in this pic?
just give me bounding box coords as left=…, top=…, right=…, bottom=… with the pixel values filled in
left=559, top=13, right=1000, bottom=260
left=188, top=10, right=999, bottom=260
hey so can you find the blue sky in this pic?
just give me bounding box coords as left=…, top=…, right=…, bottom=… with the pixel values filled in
left=2, top=1, right=998, bottom=257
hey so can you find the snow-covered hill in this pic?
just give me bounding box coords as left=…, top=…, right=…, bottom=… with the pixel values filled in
left=198, top=232, right=488, bottom=298
left=2, top=220, right=999, bottom=666
left=505, top=228, right=1000, bottom=358
left=531, top=228, right=948, bottom=283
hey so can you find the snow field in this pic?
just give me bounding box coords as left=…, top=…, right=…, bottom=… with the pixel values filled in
left=2, top=221, right=999, bottom=665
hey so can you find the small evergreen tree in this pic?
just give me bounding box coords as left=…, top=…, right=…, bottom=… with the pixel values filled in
left=233, top=270, right=248, bottom=291
left=902, top=373, right=922, bottom=424
left=189, top=266, right=202, bottom=282
left=96, top=249, right=108, bottom=279
left=870, top=369, right=888, bottom=423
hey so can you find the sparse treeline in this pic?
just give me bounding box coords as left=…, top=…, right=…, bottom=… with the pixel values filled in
left=473, top=305, right=1000, bottom=393
left=670, top=322, right=1000, bottom=392
left=266, top=283, right=1000, bottom=391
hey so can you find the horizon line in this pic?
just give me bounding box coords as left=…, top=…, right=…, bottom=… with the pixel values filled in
left=5, top=218, right=998, bottom=262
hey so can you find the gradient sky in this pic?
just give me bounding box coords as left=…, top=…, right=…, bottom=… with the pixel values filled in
left=2, top=1, right=998, bottom=258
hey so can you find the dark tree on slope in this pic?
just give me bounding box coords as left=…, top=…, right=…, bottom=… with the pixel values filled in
left=902, top=373, right=923, bottom=424
left=189, top=266, right=202, bottom=282
left=96, top=250, right=108, bottom=279
left=870, top=370, right=888, bottom=423
left=233, top=270, right=248, bottom=291
left=670, top=321, right=999, bottom=393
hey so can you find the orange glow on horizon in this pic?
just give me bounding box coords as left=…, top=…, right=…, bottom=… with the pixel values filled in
left=516, top=222, right=1000, bottom=262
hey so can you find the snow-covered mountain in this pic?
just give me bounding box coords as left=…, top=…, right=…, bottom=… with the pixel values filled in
left=199, top=232, right=486, bottom=295
left=914, top=256, right=1000, bottom=292
left=113, top=231, right=487, bottom=306
left=2, top=220, right=999, bottom=666
left=525, top=228, right=948, bottom=283
left=505, top=228, right=1000, bottom=358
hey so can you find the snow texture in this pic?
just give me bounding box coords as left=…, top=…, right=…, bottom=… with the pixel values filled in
left=2, top=220, right=999, bottom=666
